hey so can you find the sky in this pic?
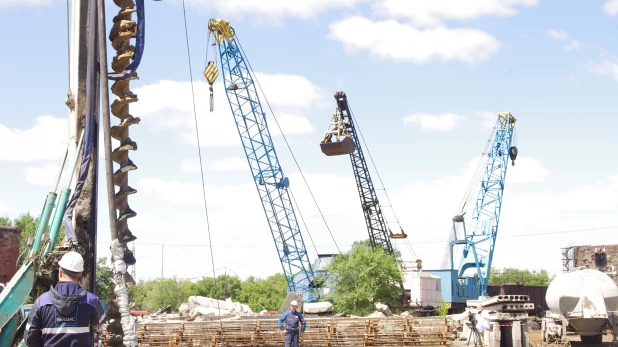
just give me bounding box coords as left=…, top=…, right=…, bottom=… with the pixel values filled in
left=0, top=0, right=617, bottom=284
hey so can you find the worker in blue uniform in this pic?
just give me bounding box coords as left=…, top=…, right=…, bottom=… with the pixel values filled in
left=25, top=251, right=104, bottom=347
left=278, top=300, right=306, bottom=347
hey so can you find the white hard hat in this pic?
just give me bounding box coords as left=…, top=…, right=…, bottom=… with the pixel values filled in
left=290, top=300, right=298, bottom=306
left=58, top=251, right=84, bottom=273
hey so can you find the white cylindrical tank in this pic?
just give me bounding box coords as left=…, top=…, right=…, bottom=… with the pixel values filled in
left=546, top=269, right=618, bottom=337
left=546, top=269, right=618, bottom=317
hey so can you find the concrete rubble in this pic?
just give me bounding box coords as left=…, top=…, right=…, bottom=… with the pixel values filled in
left=303, top=301, right=333, bottom=314
left=135, top=296, right=256, bottom=323
left=180, top=296, right=254, bottom=320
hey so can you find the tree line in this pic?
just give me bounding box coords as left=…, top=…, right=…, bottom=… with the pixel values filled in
left=3, top=212, right=555, bottom=316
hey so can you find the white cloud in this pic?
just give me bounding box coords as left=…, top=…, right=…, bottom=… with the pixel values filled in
left=0, top=0, right=51, bottom=8
left=0, top=116, right=67, bottom=162
left=374, top=0, right=538, bottom=27
left=209, top=157, right=246, bottom=172
left=476, top=111, right=498, bottom=129
left=604, top=0, right=618, bottom=16
left=568, top=75, right=579, bottom=86
left=138, top=178, right=255, bottom=207
left=25, top=163, right=61, bottom=186
left=503, top=156, right=549, bottom=184
left=187, top=0, right=365, bottom=21
left=114, top=152, right=618, bottom=281
left=403, top=113, right=466, bottom=132
left=132, top=75, right=322, bottom=148
left=545, top=30, right=580, bottom=51
left=328, top=16, right=500, bottom=64
left=585, top=59, right=618, bottom=81
left=0, top=200, right=7, bottom=214
left=545, top=29, right=569, bottom=41
left=268, top=113, right=315, bottom=136
left=252, top=74, right=328, bottom=109
left=127, top=171, right=363, bottom=280
left=563, top=40, right=580, bottom=51
left=179, top=158, right=201, bottom=174
left=180, top=157, right=256, bottom=174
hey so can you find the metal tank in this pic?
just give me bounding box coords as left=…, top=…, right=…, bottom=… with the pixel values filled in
left=546, top=269, right=618, bottom=340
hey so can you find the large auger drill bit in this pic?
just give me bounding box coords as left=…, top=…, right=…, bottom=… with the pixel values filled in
left=107, top=0, right=139, bottom=345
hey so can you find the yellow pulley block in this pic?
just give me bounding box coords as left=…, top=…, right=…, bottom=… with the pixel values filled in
left=208, top=19, right=234, bottom=44
left=204, top=61, right=218, bottom=112
left=204, top=61, right=219, bottom=84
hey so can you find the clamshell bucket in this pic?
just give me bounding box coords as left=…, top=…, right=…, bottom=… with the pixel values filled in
left=389, top=229, right=408, bottom=239
left=320, top=136, right=356, bottom=156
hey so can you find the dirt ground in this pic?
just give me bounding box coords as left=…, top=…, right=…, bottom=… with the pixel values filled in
left=528, top=330, right=617, bottom=347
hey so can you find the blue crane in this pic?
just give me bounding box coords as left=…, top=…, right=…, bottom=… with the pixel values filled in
left=448, top=112, right=518, bottom=297
left=205, top=19, right=317, bottom=302
left=428, top=112, right=517, bottom=308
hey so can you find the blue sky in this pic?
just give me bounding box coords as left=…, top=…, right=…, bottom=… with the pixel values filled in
left=1, top=0, right=617, bottom=282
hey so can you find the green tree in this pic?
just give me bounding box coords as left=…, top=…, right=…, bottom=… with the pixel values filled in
left=193, top=274, right=242, bottom=300
left=237, top=273, right=288, bottom=312
left=1, top=213, right=66, bottom=257
left=95, top=257, right=115, bottom=299
left=128, top=278, right=196, bottom=312
left=489, top=267, right=554, bottom=286
left=0, top=216, right=11, bottom=226
left=325, top=240, right=403, bottom=316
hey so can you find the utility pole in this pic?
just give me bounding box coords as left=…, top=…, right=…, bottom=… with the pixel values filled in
left=161, top=242, right=164, bottom=279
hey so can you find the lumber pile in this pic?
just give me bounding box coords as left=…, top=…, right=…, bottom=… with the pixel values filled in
left=102, top=316, right=451, bottom=346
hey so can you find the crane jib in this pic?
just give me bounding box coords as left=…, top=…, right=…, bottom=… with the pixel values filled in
left=208, top=21, right=318, bottom=302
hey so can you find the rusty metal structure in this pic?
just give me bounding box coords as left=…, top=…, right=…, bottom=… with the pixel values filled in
left=103, top=317, right=452, bottom=346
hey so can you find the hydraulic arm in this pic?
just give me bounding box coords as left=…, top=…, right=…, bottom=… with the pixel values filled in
left=319, top=92, right=406, bottom=255
left=206, top=19, right=317, bottom=302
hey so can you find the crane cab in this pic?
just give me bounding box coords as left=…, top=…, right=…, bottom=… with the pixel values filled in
left=320, top=135, right=356, bottom=156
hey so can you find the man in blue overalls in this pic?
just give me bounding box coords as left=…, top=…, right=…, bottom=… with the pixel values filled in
left=278, top=300, right=306, bottom=347
left=25, top=251, right=104, bottom=347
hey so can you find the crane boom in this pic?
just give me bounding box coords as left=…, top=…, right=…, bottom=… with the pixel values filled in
left=320, top=92, right=404, bottom=254
left=207, top=19, right=317, bottom=302
left=449, top=112, right=517, bottom=296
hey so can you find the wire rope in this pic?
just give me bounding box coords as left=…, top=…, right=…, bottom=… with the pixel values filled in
left=181, top=0, right=223, bottom=324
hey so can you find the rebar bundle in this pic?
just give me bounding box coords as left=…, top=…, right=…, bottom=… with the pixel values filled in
left=103, top=317, right=452, bottom=347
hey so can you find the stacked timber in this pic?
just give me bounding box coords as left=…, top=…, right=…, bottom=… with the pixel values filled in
left=102, top=316, right=452, bottom=346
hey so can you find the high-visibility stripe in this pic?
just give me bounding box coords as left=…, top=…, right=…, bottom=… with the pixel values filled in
left=41, top=327, right=90, bottom=335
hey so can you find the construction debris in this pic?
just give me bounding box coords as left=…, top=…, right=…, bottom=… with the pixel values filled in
left=303, top=301, right=333, bottom=314
left=375, top=303, right=393, bottom=316
left=178, top=296, right=253, bottom=319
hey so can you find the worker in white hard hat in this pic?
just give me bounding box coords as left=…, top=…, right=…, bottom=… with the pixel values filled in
left=278, top=300, right=307, bottom=347
left=25, top=251, right=104, bottom=347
